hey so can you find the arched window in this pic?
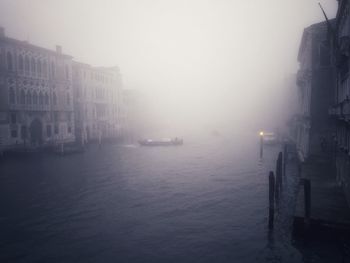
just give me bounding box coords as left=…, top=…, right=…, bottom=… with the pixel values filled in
left=33, top=91, right=38, bottom=105
left=7, top=52, right=13, bottom=71
left=18, top=54, right=24, bottom=71
left=43, top=60, right=47, bottom=77
left=45, top=93, right=49, bottom=105
left=27, top=91, right=32, bottom=105
left=51, top=61, right=55, bottom=77
left=31, top=57, right=36, bottom=75
left=25, top=55, right=30, bottom=73
left=53, top=92, right=57, bottom=105
left=37, top=60, right=42, bottom=76
left=67, top=93, right=70, bottom=105
left=20, top=89, right=25, bottom=104
left=9, top=87, right=15, bottom=104
left=39, top=92, right=43, bottom=105
left=65, top=65, right=69, bottom=79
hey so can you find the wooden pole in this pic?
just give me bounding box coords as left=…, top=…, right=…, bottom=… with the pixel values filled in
left=278, top=152, right=283, bottom=192
left=275, top=152, right=283, bottom=203
left=304, top=179, right=311, bottom=226
left=269, top=171, right=275, bottom=229
left=283, top=144, right=287, bottom=177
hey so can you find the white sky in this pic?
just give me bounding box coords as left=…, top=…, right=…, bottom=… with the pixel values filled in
left=0, top=0, right=338, bottom=134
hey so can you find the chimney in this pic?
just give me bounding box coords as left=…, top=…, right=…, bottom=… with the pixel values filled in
left=0, top=27, right=5, bottom=38
left=56, top=45, right=62, bottom=54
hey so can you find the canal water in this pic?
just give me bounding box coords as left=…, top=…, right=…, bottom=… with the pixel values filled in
left=0, top=133, right=345, bottom=262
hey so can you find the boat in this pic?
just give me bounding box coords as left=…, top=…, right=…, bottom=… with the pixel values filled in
left=262, top=132, right=279, bottom=145
left=138, top=138, right=183, bottom=146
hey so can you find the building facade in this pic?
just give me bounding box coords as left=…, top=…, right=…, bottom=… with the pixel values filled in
left=72, top=62, right=122, bottom=144
left=295, top=21, right=334, bottom=161
left=330, top=0, right=350, bottom=205
left=0, top=27, right=75, bottom=150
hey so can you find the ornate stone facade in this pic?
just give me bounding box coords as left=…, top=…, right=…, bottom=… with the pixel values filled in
left=72, top=62, right=122, bottom=143
left=0, top=27, right=75, bottom=150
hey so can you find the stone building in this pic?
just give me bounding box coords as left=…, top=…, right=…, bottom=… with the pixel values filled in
left=330, top=0, right=350, bottom=204
left=295, top=21, right=334, bottom=161
left=331, top=0, right=350, bottom=153
left=0, top=27, right=75, bottom=150
left=72, top=62, right=122, bottom=143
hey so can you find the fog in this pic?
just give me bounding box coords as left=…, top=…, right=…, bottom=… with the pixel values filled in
left=0, top=0, right=338, bottom=137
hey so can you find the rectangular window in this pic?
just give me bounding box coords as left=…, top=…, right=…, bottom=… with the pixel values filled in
left=54, top=125, right=59, bottom=134
left=68, top=126, right=72, bottom=133
left=21, top=126, right=27, bottom=139
left=10, top=113, right=16, bottom=124
left=46, top=125, right=52, bottom=137
left=54, top=112, right=59, bottom=122
left=11, top=129, right=18, bottom=138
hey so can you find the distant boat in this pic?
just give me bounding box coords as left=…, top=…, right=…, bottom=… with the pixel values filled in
left=262, top=132, right=279, bottom=145
left=138, top=138, right=183, bottom=146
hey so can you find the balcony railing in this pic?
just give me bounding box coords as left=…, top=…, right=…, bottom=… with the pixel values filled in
left=9, top=104, right=50, bottom=111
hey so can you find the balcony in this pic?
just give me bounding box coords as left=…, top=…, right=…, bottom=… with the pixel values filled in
left=9, top=104, right=50, bottom=112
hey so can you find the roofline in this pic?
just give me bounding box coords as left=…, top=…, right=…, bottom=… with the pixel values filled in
left=0, top=35, right=73, bottom=59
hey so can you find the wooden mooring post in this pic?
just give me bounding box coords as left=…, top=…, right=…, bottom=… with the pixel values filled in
left=269, top=171, right=275, bottom=230
left=275, top=152, right=283, bottom=203
left=299, top=178, right=311, bottom=228
left=303, top=179, right=311, bottom=226
left=283, top=144, right=287, bottom=177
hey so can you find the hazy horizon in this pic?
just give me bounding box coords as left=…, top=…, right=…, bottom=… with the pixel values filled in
left=0, top=0, right=338, bottom=136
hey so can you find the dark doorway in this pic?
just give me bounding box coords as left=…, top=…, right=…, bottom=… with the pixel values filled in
left=30, top=119, right=43, bottom=145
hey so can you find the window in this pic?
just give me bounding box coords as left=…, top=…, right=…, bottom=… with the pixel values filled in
left=27, top=91, right=32, bottom=105
left=31, top=57, right=36, bottom=75
left=25, top=55, right=30, bottom=73
left=68, top=126, right=72, bottom=133
left=53, top=92, right=57, bottom=105
left=9, top=87, right=15, bottom=104
left=67, top=93, right=70, bottom=105
left=54, top=125, right=59, bottom=134
left=20, top=90, right=25, bottom=104
left=54, top=112, right=58, bottom=122
left=65, top=65, right=69, bottom=79
left=43, top=60, right=47, bottom=77
left=10, top=113, right=16, bottom=124
left=21, top=126, right=27, bottom=139
left=45, top=93, right=49, bottom=105
left=11, top=129, right=18, bottom=138
left=51, top=61, right=55, bottom=77
left=18, top=54, right=24, bottom=71
left=39, top=92, right=43, bottom=105
left=46, top=125, right=52, bottom=137
left=7, top=52, right=13, bottom=71
left=37, top=60, right=42, bottom=76
left=33, top=91, right=38, bottom=105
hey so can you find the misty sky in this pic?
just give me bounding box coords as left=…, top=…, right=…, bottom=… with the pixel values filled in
left=0, top=0, right=338, bottom=134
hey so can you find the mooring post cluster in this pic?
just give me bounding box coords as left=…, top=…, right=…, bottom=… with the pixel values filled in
left=268, top=145, right=287, bottom=230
